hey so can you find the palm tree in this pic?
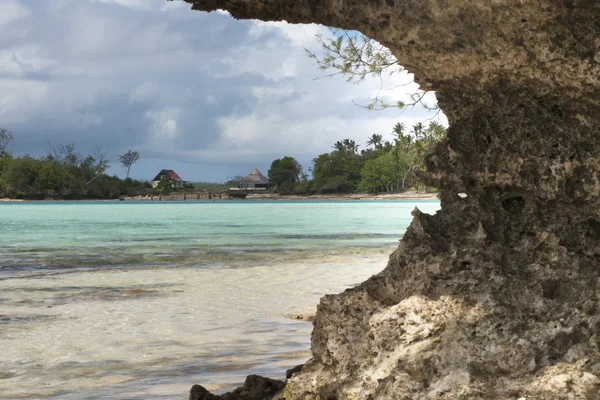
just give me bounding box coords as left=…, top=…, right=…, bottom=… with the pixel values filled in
left=342, top=138, right=360, bottom=154
left=426, top=122, right=446, bottom=141
left=392, top=122, right=406, bottom=143
left=333, top=140, right=345, bottom=152
left=366, top=133, right=383, bottom=150
left=411, top=122, right=424, bottom=141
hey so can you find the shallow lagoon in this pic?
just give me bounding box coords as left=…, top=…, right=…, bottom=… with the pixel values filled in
left=0, top=200, right=439, bottom=399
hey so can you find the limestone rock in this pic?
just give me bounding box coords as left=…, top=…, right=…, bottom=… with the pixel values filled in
left=189, top=375, right=284, bottom=400
left=179, top=0, right=600, bottom=398
left=285, top=364, right=304, bottom=379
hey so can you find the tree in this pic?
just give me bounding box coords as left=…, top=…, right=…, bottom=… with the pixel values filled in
left=155, top=177, right=175, bottom=195
left=82, top=147, right=111, bottom=185
left=366, top=134, right=383, bottom=150
left=0, top=144, right=149, bottom=200
left=312, top=145, right=364, bottom=193
left=227, top=176, right=246, bottom=189
left=92, top=146, right=110, bottom=176
left=425, top=121, right=447, bottom=143
left=44, top=142, right=82, bottom=169
left=268, top=156, right=303, bottom=193
left=306, top=30, right=437, bottom=112
left=333, top=138, right=360, bottom=155
left=0, top=128, right=14, bottom=158
left=306, top=31, right=398, bottom=84
left=392, top=123, right=409, bottom=150
left=342, top=138, right=359, bottom=154
left=118, top=150, right=140, bottom=178
left=359, top=152, right=398, bottom=193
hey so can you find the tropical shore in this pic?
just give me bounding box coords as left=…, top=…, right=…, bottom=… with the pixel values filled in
left=0, top=191, right=439, bottom=202
left=245, top=191, right=438, bottom=201
left=124, top=191, right=440, bottom=201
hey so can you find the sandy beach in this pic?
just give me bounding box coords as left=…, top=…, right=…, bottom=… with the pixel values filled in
left=245, top=191, right=439, bottom=201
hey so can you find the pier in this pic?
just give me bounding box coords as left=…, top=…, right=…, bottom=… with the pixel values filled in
left=124, top=191, right=232, bottom=201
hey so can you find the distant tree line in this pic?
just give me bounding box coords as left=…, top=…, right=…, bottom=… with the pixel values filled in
left=190, top=182, right=229, bottom=191
left=0, top=120, right=445, bottom=199
left=268, top=121, right=446, bottom=195
left=0, top=129, right=148, bottom=200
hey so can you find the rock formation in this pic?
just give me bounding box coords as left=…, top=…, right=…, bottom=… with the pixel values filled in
left=190, top=375, right=285, bottom=400
left=180, top=0, right=600, bottom=398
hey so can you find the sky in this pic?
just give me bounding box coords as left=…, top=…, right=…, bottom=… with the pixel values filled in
left=0, top=0, right=446, bottom=182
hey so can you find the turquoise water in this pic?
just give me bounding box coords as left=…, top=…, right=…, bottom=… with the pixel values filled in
left=0, top=200, right=439, bottom=399
left=0, top=200, right=439, bottom=274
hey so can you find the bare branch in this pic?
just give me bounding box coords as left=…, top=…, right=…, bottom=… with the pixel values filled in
left=0, top=128, right=14, bottom=158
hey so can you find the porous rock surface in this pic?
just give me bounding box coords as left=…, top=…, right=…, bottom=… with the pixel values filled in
left=180, top=1, right=600, bottom=398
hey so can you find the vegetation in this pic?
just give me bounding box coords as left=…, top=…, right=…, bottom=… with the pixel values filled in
left=296, top=29, right=447, bottom=195
left=306, top=30, right=437, bottom=113
left=154, top=177, right=177, bottom=195
left=118, top=150, right=140, bottom=178
left=268, top=156, right=305, bottom=193
left=0, top=128, right=14, bottom=158
left=0, top=156, right=149, bottom=200
left=270, top=121, right=446, bottom=195
left=226, top=176, right=245, bottom=190
left=0, top=134, right=150, bottom=200
left=0, top=32, right=446, bottom=200
left=190, top=181, right=229, bottom=191
left=0, top=118, right=445, bottom=199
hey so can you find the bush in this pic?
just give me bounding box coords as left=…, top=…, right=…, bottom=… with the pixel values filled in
left=317, top=175, right=353, bottom=194
left=293, top=180, right=315, bottom=195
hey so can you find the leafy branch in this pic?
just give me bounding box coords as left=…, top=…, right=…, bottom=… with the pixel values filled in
left=306, top=30, right=439, bottom=113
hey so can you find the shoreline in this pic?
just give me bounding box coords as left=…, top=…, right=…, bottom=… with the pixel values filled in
left=245, top=192, right=438, bottom=201
left=0, top=191, right=439, bottom=202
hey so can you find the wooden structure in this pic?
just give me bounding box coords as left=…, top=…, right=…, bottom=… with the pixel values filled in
left=122, top=190, right=249, bottom=201
left=229, top=168, right=270, bottom=191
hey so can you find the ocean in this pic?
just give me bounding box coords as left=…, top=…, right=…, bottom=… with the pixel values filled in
left=0, top=200, right=440, bottom=399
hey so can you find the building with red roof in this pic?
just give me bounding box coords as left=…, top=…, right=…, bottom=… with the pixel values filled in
left=151, top=169, right=186, bottom=188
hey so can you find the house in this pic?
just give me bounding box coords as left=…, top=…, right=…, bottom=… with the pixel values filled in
left=151, top=169, right=185, bottom=188
left=230, top=168, right=270, bottom=191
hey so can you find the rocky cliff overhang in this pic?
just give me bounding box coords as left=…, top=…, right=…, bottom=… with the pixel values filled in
left=179, top=1, right=600, bottom=398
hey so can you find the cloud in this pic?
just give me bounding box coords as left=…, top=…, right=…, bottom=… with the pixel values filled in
left=0, top=0, right=30, bottom=26
left=0, top=0, right=446, bottom=181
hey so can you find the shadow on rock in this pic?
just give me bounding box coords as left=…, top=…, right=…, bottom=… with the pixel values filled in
left=189, top=375, right=285, bottom=400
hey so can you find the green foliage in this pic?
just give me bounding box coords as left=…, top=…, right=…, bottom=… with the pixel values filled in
left=306, top=31, right=398, bottom=83
left=118, top=150, right=140, bottom=178
left=306, top=30, right=437, bottom=113
left=366, top=134, right=384, bottom=150
left=311, top=147, right=364, bottom=194
left=268, top=156, right=304, bottom=193
left=154, top=177, right=176, bottom=195
left=292, top=121, right=446, bottom=195
left=226, top=176, right=245, bottom=189
left=182, top=182, right=196, bottom=191
left=190, top=182, right=228, bottom=191
left=0, top=140, right=149, bottom=200
left=320, top=175, right=354, bottom=193
left=358, top=152, right=397, bottom=193
left=292, top=180, right=315, bottom=195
